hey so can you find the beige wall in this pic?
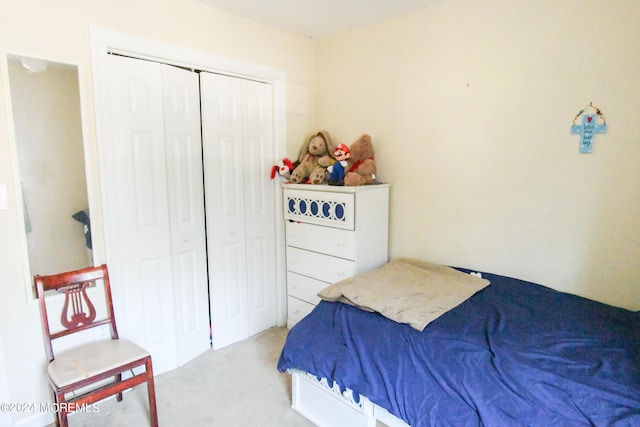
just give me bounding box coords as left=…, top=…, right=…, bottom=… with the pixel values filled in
left=0, top=1, right=315, bottom=425
left=315, top=0, right=640, bottom=310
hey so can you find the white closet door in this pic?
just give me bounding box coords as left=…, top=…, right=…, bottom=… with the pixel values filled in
left=242, top=79, right=277, bottom=336
left=201, top=72, right=277, bottom=349
left=161, top=64, right=211, bottom=366
left=104, top=55, right=209, bottom=373
left=201, top=73, right=248, bottom=349
left=106, top=54, right=178, bottom=373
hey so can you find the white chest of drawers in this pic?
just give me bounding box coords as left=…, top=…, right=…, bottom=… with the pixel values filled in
left=282, top=183, right=390, bottom=327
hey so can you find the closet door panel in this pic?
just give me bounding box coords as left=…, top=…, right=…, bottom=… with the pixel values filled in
left=161, top=64, right=210, bottom=366
left=248, top=237, right=270, bottom=314
left=131, top=133, right=165, bottom=228
left=219, top=136, right=245, bottom=218
left=242, top=81, right=276, bottom=335
left=222, top=243, right=246, bottom=319
left=201, top=72, right=249, bottom=350
left=202, top=72, right=276, bottom=349
left=105, top=55, right=178, bottom=373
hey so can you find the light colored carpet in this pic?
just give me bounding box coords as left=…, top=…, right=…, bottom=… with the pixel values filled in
left=65, top=327, right=314, bottom=426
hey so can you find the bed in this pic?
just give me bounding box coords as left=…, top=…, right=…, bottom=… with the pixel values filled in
left=277, top=259, right=640, bottom=427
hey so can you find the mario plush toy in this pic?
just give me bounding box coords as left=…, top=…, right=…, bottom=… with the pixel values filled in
left=327, top=143, right=351, bottom=185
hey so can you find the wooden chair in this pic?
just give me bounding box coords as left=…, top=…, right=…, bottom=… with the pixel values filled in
left=35, top=264, right=158, bottom=427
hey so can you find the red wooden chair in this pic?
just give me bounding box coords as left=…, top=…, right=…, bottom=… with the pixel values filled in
left=35, top=264, right=158, bottom=427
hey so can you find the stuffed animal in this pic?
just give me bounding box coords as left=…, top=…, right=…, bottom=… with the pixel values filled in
left=289, top=130, right=335, bottom=184
left=344, top=134, right=377, bottom=186
left=270, top=158, right=296, bottom=180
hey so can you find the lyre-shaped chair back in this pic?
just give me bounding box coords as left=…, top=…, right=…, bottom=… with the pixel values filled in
left=60, top=281, right=97, bottom=329
left=35, top=264, right=118, bottom=362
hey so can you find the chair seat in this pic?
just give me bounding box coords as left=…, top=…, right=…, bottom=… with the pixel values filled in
left=48, top=339, right=150, bottom=388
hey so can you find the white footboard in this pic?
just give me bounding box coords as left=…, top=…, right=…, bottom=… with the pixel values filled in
left=291, top=371, right=410, bottom=427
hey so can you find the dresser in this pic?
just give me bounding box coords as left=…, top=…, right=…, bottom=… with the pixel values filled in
left=282, top=183, right=390, bottom=328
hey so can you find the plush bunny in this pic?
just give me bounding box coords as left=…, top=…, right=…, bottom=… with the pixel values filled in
left=289, top=130, right=335, bottom=184
left=344, top=134, right=377, bottom=186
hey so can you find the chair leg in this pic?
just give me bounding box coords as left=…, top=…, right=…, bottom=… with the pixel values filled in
left=50, top=391, right=61, bottom=427
left=145, top=359, right=158, bottom=427
left=116, top=373, right=123, bottom=401
left=56, top=392, right=69, bottom=427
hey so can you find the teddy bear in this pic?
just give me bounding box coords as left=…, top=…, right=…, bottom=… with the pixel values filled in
left=344, top=134, right=377, bottom=186
left=289, top=130, right=335, bottom=184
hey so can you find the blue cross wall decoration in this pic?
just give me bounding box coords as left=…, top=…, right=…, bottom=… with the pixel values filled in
left=570, top=103, right=607, bottom=153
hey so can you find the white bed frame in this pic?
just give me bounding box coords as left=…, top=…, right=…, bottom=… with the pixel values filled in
left=291, top=371, right=410, bottom=427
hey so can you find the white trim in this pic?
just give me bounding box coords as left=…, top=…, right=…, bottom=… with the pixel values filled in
left=0, top=332, right=13, bottom=426
left=89, top=27, right=288, bottom=327
left=91, top=27, right=285, bottom=82
left=1, top=51, right=93, bottom=307
left=0, top=52, right=32, bottom=307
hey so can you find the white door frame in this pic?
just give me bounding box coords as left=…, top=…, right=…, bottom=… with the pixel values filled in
left=90, top=27, right=288, bottom=328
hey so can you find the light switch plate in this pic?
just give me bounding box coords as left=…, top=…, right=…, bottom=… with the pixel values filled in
left=0, top=183, right=8, bottom=210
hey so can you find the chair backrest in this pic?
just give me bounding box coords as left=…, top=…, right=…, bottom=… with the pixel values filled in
left=35, top=264, right=119, bottom=362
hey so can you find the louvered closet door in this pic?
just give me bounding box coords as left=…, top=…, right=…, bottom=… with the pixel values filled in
left=201, top=72, right=276, bottom=350
left=104, top=55, right=209, bottom=373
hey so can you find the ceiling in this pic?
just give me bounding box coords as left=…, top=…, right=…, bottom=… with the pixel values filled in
left=196, top=0, right=441, bottom=39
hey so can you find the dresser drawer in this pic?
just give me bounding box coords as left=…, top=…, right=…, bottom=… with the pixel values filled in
left=286, top=221, right=356, bottom=260
left=287, top=247, right=355, bottom=284
left=288, top=296, right=316, bottom=325
left=287, top=272, right=328, bottom=305
left=284, top=189, right=355, bottom=230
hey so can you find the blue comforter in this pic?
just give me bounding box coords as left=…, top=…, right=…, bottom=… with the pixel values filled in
left=278, top=270, right=640, bottom=426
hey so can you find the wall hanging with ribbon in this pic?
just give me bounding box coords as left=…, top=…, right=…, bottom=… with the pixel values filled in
left=571, top=102, right=607, bottom=153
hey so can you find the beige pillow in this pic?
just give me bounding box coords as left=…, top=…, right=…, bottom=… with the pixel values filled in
left=318, top=258, right=490, bottom=331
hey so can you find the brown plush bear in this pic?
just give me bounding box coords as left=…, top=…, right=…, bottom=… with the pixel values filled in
left=344, top=134, right=377, bottom=186
left=289, top=130, right=335, bottom=184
